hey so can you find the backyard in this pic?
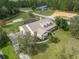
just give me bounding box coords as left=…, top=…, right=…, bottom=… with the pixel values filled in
left=0, top=8, right=79, bottom=59
left=1, top=28, right=79, bottom=59
left=2, top=12, right=31, bottom=33
left=32, top=29, right=79, bottom=59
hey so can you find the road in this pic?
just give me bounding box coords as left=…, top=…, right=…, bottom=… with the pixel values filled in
left=33, top=12, right=56, bottom=20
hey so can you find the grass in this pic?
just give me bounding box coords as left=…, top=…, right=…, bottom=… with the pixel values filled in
left=34, top=9, right=54, bottom=16
left=13, top=13, right=31, bottom=20
left=6, top=12, right=31, bottom=23
left=32, top=29, right=79, bottom=59
left=3, top=22, right=24, bottom=33
left=0, top=12, right=31, bottom=59
left=1, top=45, right=19, bottom=59
left=2, top=12, right=31, bottom=33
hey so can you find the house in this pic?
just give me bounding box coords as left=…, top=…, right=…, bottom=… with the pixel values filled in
left=19, top=18, right=57, bottom=39
left=36, top=6, right=48, bottom=11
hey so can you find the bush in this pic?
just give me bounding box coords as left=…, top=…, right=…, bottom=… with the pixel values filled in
left=48, top=33, right=60, bottom=43
left=55, top=17, right=69, bottom=31
left=70, top=16, right=79, bottom=39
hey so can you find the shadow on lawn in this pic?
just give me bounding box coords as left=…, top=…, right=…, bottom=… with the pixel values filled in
left=32, top=43, right=49, bottom=56
left=0, top=41, right=11, bottom=49
left=37, top=43, right=49, bottom=52
left=4, top=55, right=9, bottom=59
left=0, top=44, right=9, bottom=49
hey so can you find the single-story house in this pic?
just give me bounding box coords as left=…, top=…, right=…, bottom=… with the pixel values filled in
left=19, top=18, right=57, bottom=39
left=36, top=6, right=48, bottom=11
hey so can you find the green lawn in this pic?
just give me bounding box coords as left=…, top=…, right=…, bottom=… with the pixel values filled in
left=32, top=29, right=79, bottom=59
left=34, top=9, right=54, bottom=16
left=13, top=13, right=31, bottom=20
left=1, top=45, right=19, bottom=59
left=3, top=22, right=24, bottom=33
left=3, top=12, right=31, bottom=33
left=7, top=12, right=31, bottom=22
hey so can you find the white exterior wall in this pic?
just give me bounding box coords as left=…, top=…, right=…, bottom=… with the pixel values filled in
left=26, top=25, right=34, bottom=36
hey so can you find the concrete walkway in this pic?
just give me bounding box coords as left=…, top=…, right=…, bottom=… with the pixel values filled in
left=19, top=53, right=31, bottom=59
left=33, top=12, right=56, bottom=20
left=6, top=18, right=23, bottom=25
left=35, top=39, right=49, bottom=44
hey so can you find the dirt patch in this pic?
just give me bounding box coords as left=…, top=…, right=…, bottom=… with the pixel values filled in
left=0, top=20, right=6, bottom=25
left=52, top=10, right=78, bottom=20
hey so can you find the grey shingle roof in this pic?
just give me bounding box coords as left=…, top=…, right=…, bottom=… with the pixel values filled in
left=26, top=18, right=56, bottom=38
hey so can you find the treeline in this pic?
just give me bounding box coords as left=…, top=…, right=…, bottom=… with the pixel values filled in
left=13, top=0, right=79, bottom=12
left=0, top=0, right=79, bottom=19
left=0, top=0, right=19, bottom=19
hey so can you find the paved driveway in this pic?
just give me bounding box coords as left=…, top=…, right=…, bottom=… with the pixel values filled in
left=19, top=53, right=31, bottom=59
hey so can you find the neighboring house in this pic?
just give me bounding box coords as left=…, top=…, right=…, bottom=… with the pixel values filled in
left=36, top=6, right=48, bottom=11
left=19, top=18, right=57, bottom=39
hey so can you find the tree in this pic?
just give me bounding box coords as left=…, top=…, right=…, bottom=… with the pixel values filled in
left=55, top=17, right=69, bottom=31
left=0, top=0, right=19, bottom=19
left=17, top=32, right=38, bottom=55
left=70, top=16, right=79, bottom=39
left=0, top=26, right=9, bottom=46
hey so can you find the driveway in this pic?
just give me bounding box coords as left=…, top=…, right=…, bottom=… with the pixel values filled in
left=8, top=33, right=31, bottom=59
left=7, top=32, right=20, bottom=53
left=19, top=53, right=31, bottom=59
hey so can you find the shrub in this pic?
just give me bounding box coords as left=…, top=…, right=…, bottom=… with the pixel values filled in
left=55, top=17, right=69, bottom=31
left=0, top=26, right=10, bottom=46
left=48, top=33, right=59, bottom=43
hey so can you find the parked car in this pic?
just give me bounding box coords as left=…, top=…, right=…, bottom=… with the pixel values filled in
left=36, top=5, right=48, bottom=11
